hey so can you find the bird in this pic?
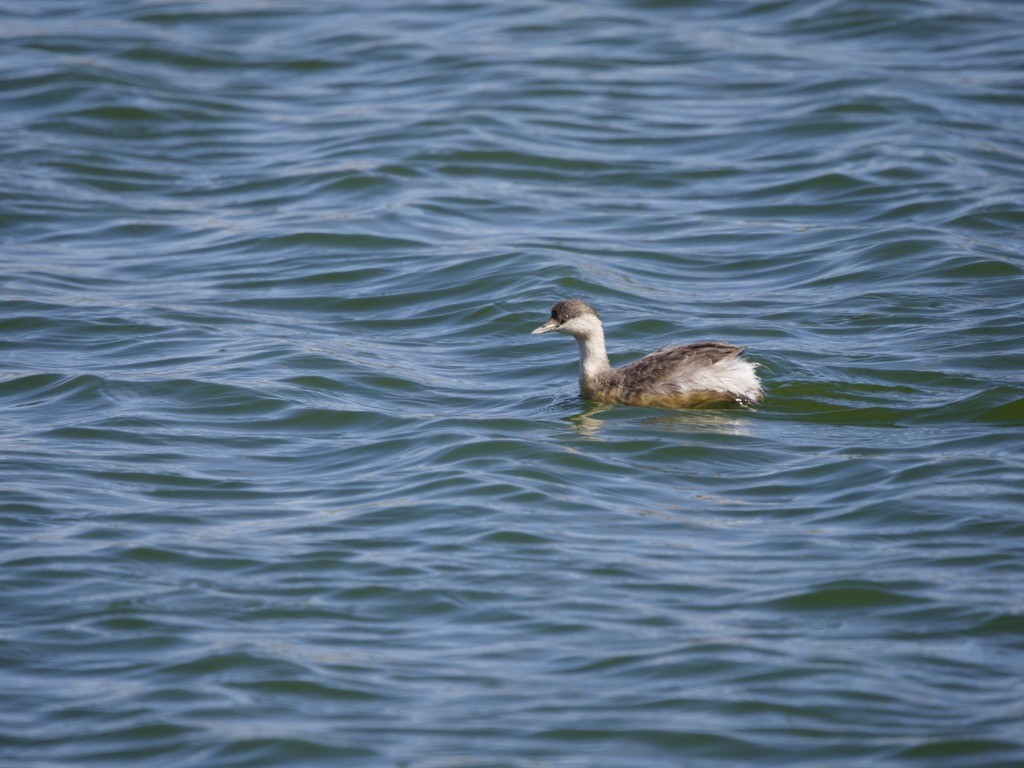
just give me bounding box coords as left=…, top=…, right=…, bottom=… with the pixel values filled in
left=531, top=298, right=763, bottom=409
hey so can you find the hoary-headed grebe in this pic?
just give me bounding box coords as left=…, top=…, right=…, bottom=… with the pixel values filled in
left=532, top=299, right=763, bottom=408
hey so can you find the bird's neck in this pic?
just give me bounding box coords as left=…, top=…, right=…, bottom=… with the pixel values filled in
left=575, top=329, right=612, bottom=396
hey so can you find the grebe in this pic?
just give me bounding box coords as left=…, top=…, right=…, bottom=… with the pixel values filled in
left=532, top=299, right=763, bottom=408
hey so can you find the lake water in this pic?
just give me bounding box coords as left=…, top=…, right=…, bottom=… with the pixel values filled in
left=2, top=1, right=1023, bottom=766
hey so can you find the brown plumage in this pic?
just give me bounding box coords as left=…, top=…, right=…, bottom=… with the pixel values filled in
left=532, top=299, right=763, bottom=409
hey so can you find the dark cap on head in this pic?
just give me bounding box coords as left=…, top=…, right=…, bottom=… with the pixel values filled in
left=550, top=299, right=599, bottom=323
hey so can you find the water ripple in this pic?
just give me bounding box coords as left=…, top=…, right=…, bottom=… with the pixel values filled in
left=2, top=0, right=1024, bottom=766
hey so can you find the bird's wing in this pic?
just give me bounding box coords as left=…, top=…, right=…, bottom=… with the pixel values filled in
left=619, top=342, right=746, bottom=395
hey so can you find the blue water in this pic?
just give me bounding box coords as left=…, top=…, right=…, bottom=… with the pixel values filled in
left=2, top=1, right=1024, bottom=766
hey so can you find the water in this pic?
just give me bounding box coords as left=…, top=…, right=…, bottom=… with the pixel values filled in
left=2, top=1, right=1023, bottom=765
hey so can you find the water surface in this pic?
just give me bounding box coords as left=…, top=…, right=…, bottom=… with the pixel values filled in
left=2, top=1, right=1023, bottom=766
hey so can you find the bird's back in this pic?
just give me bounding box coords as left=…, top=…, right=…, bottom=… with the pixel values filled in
left=595, top=341, right=762, bottom=408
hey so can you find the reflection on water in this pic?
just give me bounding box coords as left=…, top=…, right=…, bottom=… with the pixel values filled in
left=566, top=401, right=757, bottom=437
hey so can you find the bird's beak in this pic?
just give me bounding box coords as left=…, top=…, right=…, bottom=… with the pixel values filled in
left=531, top=319, right=560, bottom=335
